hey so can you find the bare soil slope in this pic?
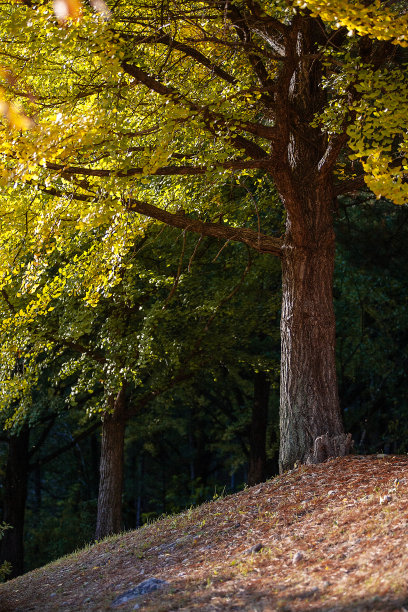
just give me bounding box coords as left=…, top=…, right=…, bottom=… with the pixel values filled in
left=1, top=455, right=408, bottom=611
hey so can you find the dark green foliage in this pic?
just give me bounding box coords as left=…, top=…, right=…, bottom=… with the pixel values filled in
left=24, top=486, right=96, bottom=571
left=1, top=200, right=282, bottom=571
left=16, top=413, right=100, bottom=571
left=0, top=523, right=12, bottom=581
left=335, top=197, right=408, bottom=454
left=122, top=369, right=280, bottom=527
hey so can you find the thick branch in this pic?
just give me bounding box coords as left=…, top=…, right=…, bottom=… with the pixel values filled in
left=40, top=186, right=283, bottom=257
left=122, top=62, right=172, bottom=96
left=42, top=331, right=107, bottom=364
left=46, top=158, right=271, bottom=177
left=334, top=175, right=367, bottom=196
left=219, top=0, right=287, bottom=58
left=1, top=289, right=16, bottom=313
left=42, top=187, right=94, bottom=201
left=126, top=199, right=283, bottom=257
left=58, top=338, right=106, bottom=363
left=318, top=133, right=348, bottom=174
left=245, top=0, right=288, bottom=40
left=39, top=188, right=283, bottom=256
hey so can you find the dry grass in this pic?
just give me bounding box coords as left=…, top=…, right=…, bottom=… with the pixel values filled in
left=1, top=455, right=408, bottom=611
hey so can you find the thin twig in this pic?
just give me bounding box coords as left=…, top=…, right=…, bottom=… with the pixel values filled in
left=240, top=179, right=261, bottom=250
left=163, top=229, right=187, bottom=307
left=188, top=235, right=203, bottom=271
left=212, top=238, right=232, bottom=262
left=1, top=289, right=15, bottom=314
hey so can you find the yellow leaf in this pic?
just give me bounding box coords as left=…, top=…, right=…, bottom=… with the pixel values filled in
left=0, top=98, right=34, bottom=131
left=53, top=0, right=83, bottom=23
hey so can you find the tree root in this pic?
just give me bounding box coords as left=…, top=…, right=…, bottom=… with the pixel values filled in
left=306, top=432, right=353, bottom=465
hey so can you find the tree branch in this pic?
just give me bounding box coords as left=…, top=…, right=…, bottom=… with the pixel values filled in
left=225, top=3, right=279, bottom=103
left=119, top=32, right=237, bottom=85
left=46, top=158, right=271, bottom=177
left=125, top=198, right=283, bottom=257
left=318, top=133, right=348, bottom=174
left=121, top=61, right=276, bottom=150
left=39, top=184, right=283, bottom=257
left=29, top=421, right=100, bottom=469
left=1, top=289, right=16, bottom=314
left=57, top=338, right=106, bottom=364
left=245, top=0, right=288, bottom=40
left=42, top=331, right=107, bottom=364
left=334, top=175, right=367, bottom=197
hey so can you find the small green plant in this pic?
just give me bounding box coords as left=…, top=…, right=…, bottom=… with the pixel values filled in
left=212, top=486, right=226, bottom=500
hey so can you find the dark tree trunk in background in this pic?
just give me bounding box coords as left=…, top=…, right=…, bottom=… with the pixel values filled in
left=135, top=453, right=144, bottom=528
left=34, top=464, right=42, bottom=510
left=90, top=432, right=100, bottom=499
left=248, top=372, right=270, bottom=486
left=0, top=426, right=30, bottom=578
left=95, top=384, right=127, bottom=540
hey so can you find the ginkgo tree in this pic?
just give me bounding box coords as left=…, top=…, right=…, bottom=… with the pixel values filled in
left=1, top=0, right=408, bottom=471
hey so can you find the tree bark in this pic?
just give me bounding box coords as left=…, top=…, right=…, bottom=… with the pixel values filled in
left=279, top=182, right=352, bottom=472
left=0, top=426, right=30, bottom=578
left=270, top=16, right=353, bottom=471
left=95, top=384, right=127, bottom=540
left=248, top=371, right=270, bottom=486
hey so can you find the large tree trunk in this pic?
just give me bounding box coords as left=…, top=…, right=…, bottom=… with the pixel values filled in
left=0, top=425, right=30, bottom=578
left=248, top=371, right=270, bottom=486
left=278, top=182, right=352, bottom=472
left=272, top=16, right=352, bottom=472
left=95, top=384, right=127, bottom=540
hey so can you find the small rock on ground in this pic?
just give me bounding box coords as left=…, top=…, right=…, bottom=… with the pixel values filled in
left=244, top=543, right=265, bottom=555
left=111, top=577, right=168, bottom=607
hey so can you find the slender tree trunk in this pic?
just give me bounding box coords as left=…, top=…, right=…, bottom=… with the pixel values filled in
left=95, top=384, right=127, bottom=540
left=248, top=371, right=270, bottom=486
left=90, top=432, right=100, bottom=499
left=0, top=426, right=30, bottom=578
left=279, top=182, right=352, bottom=472
left=135, top=453, right=144, bottom=528
left=34, top=465, right=42, bottom=510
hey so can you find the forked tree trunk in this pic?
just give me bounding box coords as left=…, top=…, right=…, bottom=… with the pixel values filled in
left=278, top=182, right=352, bottom=472
left=95, top=384, right=127, bottom=540
left=0, top=425, right=30, bottom=578
left=248, top=371, right=270, bottom=486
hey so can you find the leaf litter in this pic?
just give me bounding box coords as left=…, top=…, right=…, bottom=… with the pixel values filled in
left=1, top=455, right=408, bottom=611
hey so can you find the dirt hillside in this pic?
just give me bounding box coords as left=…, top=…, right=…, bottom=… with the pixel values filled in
left=1, top=455, right=408, bottom=611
